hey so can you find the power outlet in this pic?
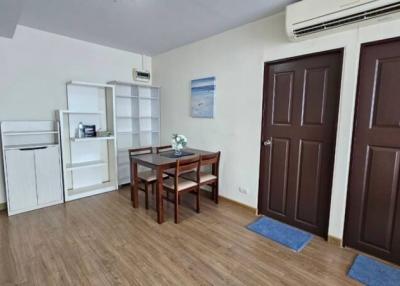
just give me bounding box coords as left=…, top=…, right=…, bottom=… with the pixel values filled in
left=238, top=187, right=248, bottom=195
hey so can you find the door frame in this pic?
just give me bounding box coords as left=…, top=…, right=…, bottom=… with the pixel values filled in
left=257, top=48, right=344, bottom=238
left=343, top=36, right=400, bottom=248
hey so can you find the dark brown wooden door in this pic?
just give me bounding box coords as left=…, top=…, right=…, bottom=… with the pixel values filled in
left=345, top=38, right=400, bottom=265
left=258, top=50, right=343, bottom=237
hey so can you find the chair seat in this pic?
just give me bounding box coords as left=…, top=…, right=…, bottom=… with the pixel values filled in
left=182, top=171, right=217, bottom=184
left=139, top=170, right=168, bottom=182
left=163, top=177, right=198, bottom=191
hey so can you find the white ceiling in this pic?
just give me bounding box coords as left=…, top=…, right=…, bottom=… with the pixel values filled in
left=0, top=0, right=22, bottom=38
left=14, top=0, right=297, bottom=56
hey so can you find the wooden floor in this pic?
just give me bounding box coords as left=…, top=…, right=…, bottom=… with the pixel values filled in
left=0, top=187, right=360, bottom=286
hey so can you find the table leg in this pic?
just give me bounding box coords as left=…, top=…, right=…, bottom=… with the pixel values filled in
left=156, top=166, right=164, bottom=224
left=131, top=160, right=139, bottom=208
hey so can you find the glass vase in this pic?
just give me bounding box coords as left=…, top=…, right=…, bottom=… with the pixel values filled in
left=174, top=148, right=182, bottom=156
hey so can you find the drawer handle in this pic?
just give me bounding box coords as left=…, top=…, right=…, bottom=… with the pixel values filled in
left=19, top=146, right=48, bottom=151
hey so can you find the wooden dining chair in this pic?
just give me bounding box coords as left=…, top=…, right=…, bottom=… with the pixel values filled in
left=162, top=156, right=201, bottom=223
left=129, top=147, right=168, bottom=209
left=156, top=145, right=177, bottom=191
left=156, top=145, right=195, bottom=178
left=156, top=144, right=179, bottom=181
left=156, top=145, right=173, bottom=154
left=182, top=152, right=220, bottom=204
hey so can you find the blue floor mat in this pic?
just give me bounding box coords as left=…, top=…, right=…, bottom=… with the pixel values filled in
left=348, top=255, right=400, bottom=286
left=246, top=216, right=313, bottom=252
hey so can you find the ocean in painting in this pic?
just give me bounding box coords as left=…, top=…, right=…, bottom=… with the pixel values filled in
left=191, top=77, right=215, bottom=118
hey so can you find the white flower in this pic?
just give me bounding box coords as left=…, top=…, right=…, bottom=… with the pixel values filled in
left=171, top=134, right=187, bottom=150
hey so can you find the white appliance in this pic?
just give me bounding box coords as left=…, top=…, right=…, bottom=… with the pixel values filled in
left=286, top=0, right=400, bottom=40
left=1, top=121, right=64, bottom=215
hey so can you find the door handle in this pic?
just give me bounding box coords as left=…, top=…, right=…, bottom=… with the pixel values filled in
left=263, top=139, right=272, bottom=146
left=19, top=146, right=48, bottom=151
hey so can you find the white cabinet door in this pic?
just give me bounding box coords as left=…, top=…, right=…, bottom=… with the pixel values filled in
left=5, top=149, right=37, bottom=212
left=35, top=146, right=63, bottom=205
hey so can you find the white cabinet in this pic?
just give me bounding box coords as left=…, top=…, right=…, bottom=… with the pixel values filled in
left=4, top=145, right=63, bottom=215
left=35, top=146, right=63, bottom=205
left=1, top=121, right=64, bottom=216
left=5, top=149, right=38, bottom=212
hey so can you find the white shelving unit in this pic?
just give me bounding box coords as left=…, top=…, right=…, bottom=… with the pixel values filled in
left=0, top=121, right=64, bottom=215
left=108, top=81, right=161, bottom=185
left=58, top=81, right=118, bottom=201
left=70, top=136, right=115, bottom=142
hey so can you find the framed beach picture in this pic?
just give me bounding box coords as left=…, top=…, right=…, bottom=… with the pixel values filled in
left=191, top=76, right=216, bottom=118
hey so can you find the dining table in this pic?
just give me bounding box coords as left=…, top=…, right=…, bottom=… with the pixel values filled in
left=129, top=148, right=213, bottom=224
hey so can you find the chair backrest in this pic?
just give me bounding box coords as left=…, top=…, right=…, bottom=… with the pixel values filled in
left=129, top=147, right=153, bottom=173
left=175, top=156, right=201, bottom=187
left=200, top=152, right=221, bottom=176
left=156, top=145, right=173, bottom=154
left=129, top=147, right=153, bottom=157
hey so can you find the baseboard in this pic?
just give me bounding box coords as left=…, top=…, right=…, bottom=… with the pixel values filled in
left=219, top=195, right=257, bottom=214
left=119, top=183, right=131, bottom=188
left=0, top=202, right=7, bottom=211
left=328, top=235, right=343, bottom=247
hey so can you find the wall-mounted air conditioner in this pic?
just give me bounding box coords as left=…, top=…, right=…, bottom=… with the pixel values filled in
left=286, top=0, right=400, bottom=40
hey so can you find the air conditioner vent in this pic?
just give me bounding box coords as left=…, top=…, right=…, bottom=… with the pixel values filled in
left=293, top=1, right=400, bottom=37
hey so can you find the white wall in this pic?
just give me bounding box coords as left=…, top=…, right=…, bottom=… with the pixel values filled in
left=0, top=25, right=151, bottom=204
left=153, top=12, right=400, bottom=240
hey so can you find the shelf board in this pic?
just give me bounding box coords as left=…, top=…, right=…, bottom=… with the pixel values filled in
left=116, top=116, right=158, bottom=119
left=71, top=136, right=115, bottom=142
left=3, top=131, right=59, bottom=136
left=116, top=95, right=158, bottom=100
left=4, top=143, right=59, bottom=150
left=140, top=130, right=160, bottom=133
left=116, top=95, right=139, bottom=99
left=67, top=81, right=114, bottom=89
left=66, top=160, right=106, bottom=171
left=108, top=81, right=161, bottom=89
left=139, top=97, right=159, bottom=100
left=117, top=131, right=140, bottom=134
left=117, top=116, right=139, bottom=119
left=64, top=110, right=104, bottom=115
left=67, top=181, right=116, bottom=198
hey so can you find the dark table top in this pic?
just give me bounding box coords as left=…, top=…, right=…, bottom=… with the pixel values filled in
left=130, top=148, right=213, bottom=168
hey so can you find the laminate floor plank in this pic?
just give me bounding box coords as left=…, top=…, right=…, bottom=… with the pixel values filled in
left=0, top=187, right=359, bottom=285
